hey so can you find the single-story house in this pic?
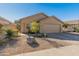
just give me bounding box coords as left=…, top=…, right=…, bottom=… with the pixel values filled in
left=64, top=20, right=79, bottom=32
left=19, top=13, right=63, bottom=33
left=0, top=16, right=17, bottom=31
left=0, top=16, right=11, bottom=25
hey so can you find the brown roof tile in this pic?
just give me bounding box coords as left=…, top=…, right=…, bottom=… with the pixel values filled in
left=0, top=16, right=11, bottom=25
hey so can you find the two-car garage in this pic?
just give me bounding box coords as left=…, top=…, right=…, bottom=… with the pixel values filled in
left=39, top=16, right=63, bottom=33
left=40, top=24, right=61, bottom=33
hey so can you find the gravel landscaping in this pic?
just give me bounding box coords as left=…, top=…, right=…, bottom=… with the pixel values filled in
left=0, top=34, right=72, bottom=56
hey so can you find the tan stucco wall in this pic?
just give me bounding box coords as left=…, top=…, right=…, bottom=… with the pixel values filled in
left=20, top=13, right=47, bottom=33
left=40, top=17, right=62, bottom=33
left=40, top=17, right=62, bottom=25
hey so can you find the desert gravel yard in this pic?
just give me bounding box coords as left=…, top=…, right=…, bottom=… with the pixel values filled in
left=0, top=32, right=79, bottom=56
left=0, top=33, right=73, bottom=56
left=16, top=32, right=79, bottom=56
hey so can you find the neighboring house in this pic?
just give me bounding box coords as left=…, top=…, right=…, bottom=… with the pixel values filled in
left=0, top=16, right=11, bottom=25
left=0, top=16, right=17, bottom=31
left=19, top=13, right=63, bottom=33
left=5, top=24, right=18, bottom=31
left=64, top=20, right=79, bottom=32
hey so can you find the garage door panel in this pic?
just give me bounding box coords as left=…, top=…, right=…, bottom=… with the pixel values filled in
left=40, top=24, right=60, bottom=33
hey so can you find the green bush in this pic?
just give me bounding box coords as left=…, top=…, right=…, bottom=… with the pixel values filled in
left=6, top=29, right=18, bottom=40
left=0, top=24, right=4, bottom=35
left=29, top=20, right=40, bottom=33
left=63, top=23, right=69, bottom=28
left=0, top=29, right=18, bottom=46
left=74, top=27, right=79, bottom=32
left=0, top=40, right=6, bottom=46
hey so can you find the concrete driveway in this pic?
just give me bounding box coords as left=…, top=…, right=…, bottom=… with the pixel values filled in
left=47, top=32, right=79, bottom=41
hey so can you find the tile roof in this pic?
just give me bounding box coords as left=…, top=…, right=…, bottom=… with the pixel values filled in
left=0, top=16, right=11, bottom=25
left=19, top=13, right=63, bottom=24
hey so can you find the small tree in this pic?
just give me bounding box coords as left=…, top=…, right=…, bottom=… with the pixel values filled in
left=15, top=20, right=21, bottom=32
left=29, top=20, right=40, bottom=34
left=63, top=23, right=69, bottom=28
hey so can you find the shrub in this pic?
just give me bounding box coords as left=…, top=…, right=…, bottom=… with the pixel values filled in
left=0, top=24, right=4, bottom=34
left=5, top=29, right=18, bottom=40
left=15, top=20, right=21, bottom=32
left=63, top=23, right=69, bottom=28
left=74, top=27, right=79, bottom=32
left=28, top=20, right=40, bottom=33
left=0, top=40, right=6, bottom=46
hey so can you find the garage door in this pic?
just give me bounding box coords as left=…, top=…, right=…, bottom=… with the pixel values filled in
left=40, top=24, right=61, bottom=33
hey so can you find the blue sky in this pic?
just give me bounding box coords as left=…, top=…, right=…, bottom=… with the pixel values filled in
left=0, top=3, right=79, bottom=22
